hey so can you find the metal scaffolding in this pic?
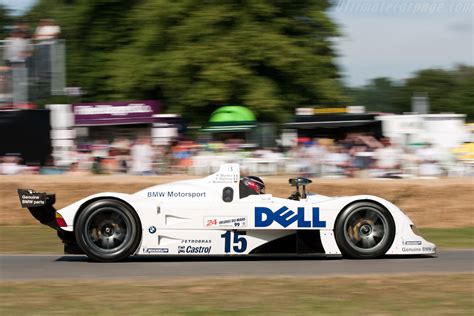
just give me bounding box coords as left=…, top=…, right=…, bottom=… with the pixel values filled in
left=0, top=39, right=66, bottom=106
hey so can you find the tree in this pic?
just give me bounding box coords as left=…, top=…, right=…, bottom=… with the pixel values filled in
left=346, top=77, right=401, bottom=113
left=347, top=65, right=474, bottom=121
left=26, top=0, right=344, bottom=123
left=404, top=66, right=474, bottom=120
left=0, top=5, right=14, bottom=39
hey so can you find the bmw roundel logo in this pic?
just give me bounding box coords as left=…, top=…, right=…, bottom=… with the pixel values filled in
left=148, top=226, right=157, bottom=234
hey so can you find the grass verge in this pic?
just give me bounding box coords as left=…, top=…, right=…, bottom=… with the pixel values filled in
left=1, top=274, right=473, bottom=315
left=0, top=226, right=472, bottom=254
left=0, top=225, right=62, bottom=253
left=419, top=227, right=474, bottom=249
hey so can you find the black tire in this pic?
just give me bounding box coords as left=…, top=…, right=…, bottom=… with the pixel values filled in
left=335, top=202, right=395, bottom=259
left=75, top=199, right=141, bottom=262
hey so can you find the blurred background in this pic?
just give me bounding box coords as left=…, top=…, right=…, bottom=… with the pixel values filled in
left=0, top=0, right=473, bottom=178
left=0, top=2, right=473, bottom=314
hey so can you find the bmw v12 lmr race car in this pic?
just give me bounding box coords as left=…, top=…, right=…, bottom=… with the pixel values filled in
left=18, top=164, right=436, bottom=262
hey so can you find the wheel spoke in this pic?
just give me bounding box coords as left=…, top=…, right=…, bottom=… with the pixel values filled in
left=114, top=233, right=126, bottom=242
left=365, top=210, right=380, bottom=223
left=101, top=236, right=115, bottom=249
left=372, top=224, right=384, bottom=238
left=109, top=212, right=124, bottom=225
left=361, top=235, right=376, bottom=248
left=348, top=213, right=363, bottom=226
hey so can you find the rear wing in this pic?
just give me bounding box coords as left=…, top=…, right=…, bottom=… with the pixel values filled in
left=17, top=189, right=58, bottom=230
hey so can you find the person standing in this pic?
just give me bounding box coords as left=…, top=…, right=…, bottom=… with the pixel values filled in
left=3, top=27, right=32, bottom=105
left=130, top=137, right=154, bottom=175
left=373, top=138, right=403, bottom=177
left=416, top=143, right=443, bottom=177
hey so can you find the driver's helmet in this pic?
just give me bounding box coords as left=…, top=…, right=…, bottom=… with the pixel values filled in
left=241, top=176, right=265, bottom=194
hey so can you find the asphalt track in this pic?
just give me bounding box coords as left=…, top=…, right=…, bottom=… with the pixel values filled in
left=1, top=250, right=472, bottom=280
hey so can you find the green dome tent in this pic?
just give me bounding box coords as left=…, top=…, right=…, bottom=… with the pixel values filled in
left=204, top=106, right=257, bottom=132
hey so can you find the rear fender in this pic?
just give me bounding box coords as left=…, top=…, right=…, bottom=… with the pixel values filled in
left=56, top=192, right=158, bottom=232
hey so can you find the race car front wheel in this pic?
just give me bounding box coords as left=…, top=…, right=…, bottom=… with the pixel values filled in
left=75, top=199, right=141, bottom=262
left=335, top=201, right=395, bottom=259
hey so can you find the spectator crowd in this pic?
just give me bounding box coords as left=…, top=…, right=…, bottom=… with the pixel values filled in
left=1, top=134, right=472, bottom=178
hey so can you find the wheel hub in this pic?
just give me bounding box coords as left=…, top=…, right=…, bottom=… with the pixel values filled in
left=359, top=224, right=372, bottom=236
left=101, top=224, right=114, bottom=237
left=344, top=208, right=388, bottom=251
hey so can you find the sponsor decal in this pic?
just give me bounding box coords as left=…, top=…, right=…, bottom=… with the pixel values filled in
left=221, top=231, right=247, bottom=253
left=402, top=247, right=421, bottom=252
left=205, top=217, right=247, bottom=228
left=17, top=190, right=47, bottom=207
left=20, top=194, right=46, bottom=206
left=403, top=240, right=422, bottom=246
left=255, top=206, right=326, bottom=228
left=73, top=100, right=159, bottom=125
left=75, top=103, right=152, bottom=116
left=143, top=247, right=169, bottom=254
left=402, top=247, right=435, bottom=253
left=211, top=173, right=239, bottom=184
left=147, top=191, right=206, bottom=198
left=178, top=245, right=211, bottom=254
left=148, top=226, right=157, bottom=234
left=181, top=239, right=211, bottom=244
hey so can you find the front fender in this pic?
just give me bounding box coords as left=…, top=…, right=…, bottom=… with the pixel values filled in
left=315, top=194, right=408, bottom=230
left=317, top=194, right=435, bottom=256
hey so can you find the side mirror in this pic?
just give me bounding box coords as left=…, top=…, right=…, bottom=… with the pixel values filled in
left=289, top=178, right=312, bottom=187
left=288, top=178, right=312, bottom=199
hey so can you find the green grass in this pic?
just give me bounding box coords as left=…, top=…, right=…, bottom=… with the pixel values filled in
left=1, top=274, right=473, bottom=315
left=0, top=225, right=63, bottom=253
left=0, top=226, right=472, bottom=254
left=419, top=227, right=474, bottom=249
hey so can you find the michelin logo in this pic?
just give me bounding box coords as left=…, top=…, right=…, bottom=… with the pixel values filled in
left=147, top=191, right=206, bottom=198
left=403, top=241, right=422, bottom=246
left=255, top=206, right=326, bottom=228
left=143, top=248, right=169, bottom=254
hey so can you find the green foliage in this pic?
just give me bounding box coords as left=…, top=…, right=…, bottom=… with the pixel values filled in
left=26, top=0, right=344, bottom=124
left=344, top=77, right=402, bottom=114
left=0, top=5, right=15, bottom=39
left=405, top=66, right=474, bottom=120
left=348, top=65, right=474, bottom=121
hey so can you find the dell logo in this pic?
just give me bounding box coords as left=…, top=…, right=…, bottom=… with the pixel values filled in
left=255, top=206, right=326, bottom=228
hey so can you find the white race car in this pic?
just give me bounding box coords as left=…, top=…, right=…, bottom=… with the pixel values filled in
left=18, top=164, right=436, bottom=262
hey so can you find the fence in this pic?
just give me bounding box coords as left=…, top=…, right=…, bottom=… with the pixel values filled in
left=0, top=39, right=66, bottom=106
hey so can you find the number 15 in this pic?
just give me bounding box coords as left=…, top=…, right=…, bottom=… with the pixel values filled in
left=221, top=231, right=247, bottom=253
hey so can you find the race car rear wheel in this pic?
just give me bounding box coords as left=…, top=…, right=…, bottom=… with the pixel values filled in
left=335, top=201, right=395, bottom=259
left=75, top=199, right=141, bottom=262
